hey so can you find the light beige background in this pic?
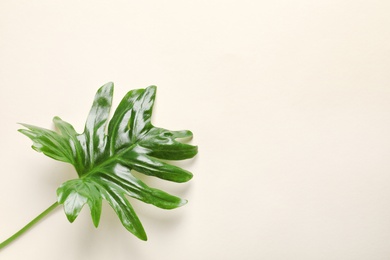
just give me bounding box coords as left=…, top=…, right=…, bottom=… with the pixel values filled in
left=1, top=1, right=390, bottom=259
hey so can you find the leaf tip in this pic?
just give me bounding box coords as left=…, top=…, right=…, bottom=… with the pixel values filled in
left=106, top=81, right=114, bottom=86
left=178, top=198, right=188, bottom=207
left=102, top=81, right=114, bottom=91
left=177, top=171, right=193, bottom=183
left=90, top=206, right=102, bottom=228
left=92, top=219, right=100, bottom=228
left=132, top=226, right=148, bottom=241
left=96, top=82, right=114, bottom=97
left=146, top=85, right=157, bottom=91
left=17, top=122, right=28, bottom=129
left=144, top=85, right=157, bottom=97
left=65, top=213, right=77, bottom=223
left=52, top=116, right=61, bottom=122
left=192, top=145, right=199, bottom=157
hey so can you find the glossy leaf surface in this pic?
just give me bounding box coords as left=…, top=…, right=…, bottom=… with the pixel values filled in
left=19, top=82, right=197, bottom=240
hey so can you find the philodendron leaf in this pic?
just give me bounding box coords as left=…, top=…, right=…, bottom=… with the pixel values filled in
left=19, top=82, right=197, bottom=241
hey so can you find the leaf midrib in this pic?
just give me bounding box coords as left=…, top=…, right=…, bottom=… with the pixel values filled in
left=79, top=143, right=138, bottom=179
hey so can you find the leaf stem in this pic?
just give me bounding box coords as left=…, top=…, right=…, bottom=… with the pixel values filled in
left=0, top=202, right=59, bottom=250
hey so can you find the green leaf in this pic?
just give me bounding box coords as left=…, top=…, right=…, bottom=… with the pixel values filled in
left=19, top=82, right=197, bottom=241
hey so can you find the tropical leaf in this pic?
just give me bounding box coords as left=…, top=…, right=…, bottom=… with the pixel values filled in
left=19, top=82, right=197, bottom=240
